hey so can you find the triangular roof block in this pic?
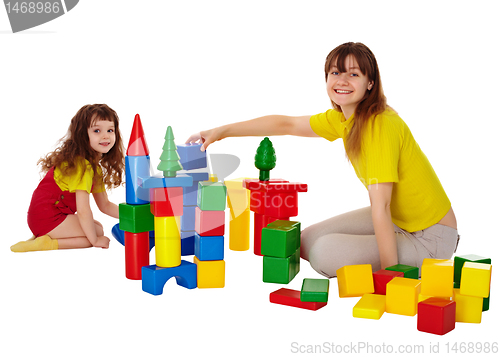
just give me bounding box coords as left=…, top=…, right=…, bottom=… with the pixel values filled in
left=127, top=114, right=150, bottom=156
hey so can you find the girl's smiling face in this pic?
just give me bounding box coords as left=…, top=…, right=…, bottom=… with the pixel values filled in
left=88, top=119, right=116, bottom=155
left=326, top=54, right=373, bottom=119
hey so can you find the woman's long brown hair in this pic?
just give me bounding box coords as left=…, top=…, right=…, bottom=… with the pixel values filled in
left=37, top=104, right=125, bottom=189
left=324, top=42, right=388, bottom=161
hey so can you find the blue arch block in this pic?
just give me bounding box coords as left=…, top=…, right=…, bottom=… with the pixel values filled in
left=142, top=260, right=197, bottom=295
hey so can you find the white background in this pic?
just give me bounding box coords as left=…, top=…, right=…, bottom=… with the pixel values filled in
left=1, top=1, right=499, bottom=356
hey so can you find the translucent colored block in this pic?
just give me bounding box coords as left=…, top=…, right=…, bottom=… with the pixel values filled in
left=421, top=259, right=454, bottom=297
left=386, top=277, right=421, bottom=316
left=353, top=294, right=386, bottom=320
left=336, top=264, right=374, bottom=298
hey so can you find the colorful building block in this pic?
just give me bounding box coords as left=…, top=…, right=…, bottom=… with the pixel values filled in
left=453, top=288, right=483, bottom=323
left=181, top=205, right=196, bottom=231
left=228, top=209, right=250, bottom=251
left=194, top=256, right=225, bottom=288
left=119, top=203, right=155, bottom=233
left=182, top=171, right=210, bottom=206
left=142, top=260, right=197, bottom=295
left=373, top=269, right=404, bottom=295
left=385, top=264, right=419, bottom=279
left=181, top=231, right=195, bottom=256
left=460, top=262, right=492, bottom=298
left=197, top=181, right=227, bottom=211
left=454, top=254, right=491, bottom=285
left=261, top=220, right=300, bottom=258
left=300, top=279, right=330, bottom=302
left=149, top=186, right=184, bottom=216
left=194, top=207, right=225, bottom=236
left=353, top=294, right=386, bottom=320
left=125, top=155, right=151, bottom=205
left=421, top=259, right=454, bottom=297
left=253, top=213, right=280, bottom=255
left=126, top=114, right=150, bottom=156
left=176, top=143, right=207, bottom=170
left=154, top=216, right=181, bottom=268
left=270, top=288, right=327, bottom=311
left=417, top=298, right=456, bottom=335
left=386, top=277, right=421, bottom=316
left=194, top=233, right=224, bottom=261
left=124, top=231, right=150, bottom=280
left=336, top=264, right=375, bottom=298
left=263, top=248, right=300, bottom=284
left=138, top=173, right=193, bottom=189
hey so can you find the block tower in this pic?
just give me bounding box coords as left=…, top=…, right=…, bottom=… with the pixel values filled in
left=119, top=114, right=154, bottom=280
left=194, top=180, right=227, bottom=288
left=243, top=137, right=308, bottom=256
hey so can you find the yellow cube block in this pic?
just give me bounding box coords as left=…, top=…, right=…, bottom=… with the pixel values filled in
left=154, top=216, right=181, bottom=268
left=336, top=264, right=374, bottom=297
left=460, top=262, right=492, bottom=298
left=386, top=277, right=421, bottom=316
left=421, top=258, right=454, bottom=297
left=229, top=209, right=250, bottom=251
left=353, top=294, right=386, bottom=320
left=194, top=256, right=225, bottom=288
left=453, top=288, right=483, bottom=323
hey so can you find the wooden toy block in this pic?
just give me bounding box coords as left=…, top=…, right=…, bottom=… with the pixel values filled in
left=421, top=258, right=454, bottom=297
left=138, top=173, right=193, bottom=189
left=149, top=187, right=184, bottom=216
left=194, top=206, right=225, bottom=236
left=125, top=155, right=151, bottom=205
left=194, top=233, right=224, bottom=261
left=261, top=220, right=300, bottom=258
left=176, top=143, right=207, bottom=170
left=142, top=260, right=197, bottom=295
left=270, top=288, right=327, bottom=311
left=124, top=231, right=150, bottom=280
left=193, top=256, right=225, bottom=288
left=453, top=288, right=483, bottom=323
left=154, top=216, right=181, bottom=268
left=229, top=209, right=250, bottom=251
left=353, top=294, right=386, bottom=320
left=454, top=254, right=491, bottom=285
left=373, top=269, right=404, bottom=295
left=336, top=264, right=375, bottom=298
left=300, top=278, right=329, bottom=302
left=460, top=262, right=492, bottom=298
left=119, top=203, right=155, bottom=233
left=386, top=277, right=421, bottom=316
left=263, top=248, right=300, bottom=284
left=417, top=298, right=456, bottom=335
left=253, top=213, right=281, bottom=256
left=385, top=264, right=419, bottom=279
left=197, top=181, right=227, bottom=211
left=181, top=205, right=196, bottom=231
left=126, top=114, right=150, bottom=156
left=181, top=231, right=195, bottom=256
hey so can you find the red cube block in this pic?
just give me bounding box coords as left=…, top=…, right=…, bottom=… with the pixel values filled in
left=195, top=206, right=225, bottom=236
left=373, top=269, right=404, bottom=295
left=150, top=187, right=183, bottom=217
left=417, top=298, right=456, bottom=335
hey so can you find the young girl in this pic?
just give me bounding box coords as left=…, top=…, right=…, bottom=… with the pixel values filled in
left=186, top=42, right=459, bottom=277
left=11, top=104, right=125, bottom=252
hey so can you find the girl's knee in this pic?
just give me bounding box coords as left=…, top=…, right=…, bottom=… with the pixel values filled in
left=307, top=236, right=339, bottom=278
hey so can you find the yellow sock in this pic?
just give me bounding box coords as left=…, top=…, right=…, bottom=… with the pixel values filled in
left=10, top=235, right=58, bottom=252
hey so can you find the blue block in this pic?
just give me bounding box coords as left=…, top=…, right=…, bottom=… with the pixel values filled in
left=194, top=233, right=224, bottom=261
left=181, top=205, right=196, bottom=231
left=142, top=260, right=198, bottom=295
left=177, top=143, right=207, bottom=170
left=125, top=156, right=151, bottom=204
left=182, top=172, right=210, bottom=206
left=139, top=174, right=193, bottom=189
left=181, top=231, right=195, bottom=256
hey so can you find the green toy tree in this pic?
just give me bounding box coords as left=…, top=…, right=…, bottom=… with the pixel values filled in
left=254, top=137, right=276, bottom=181
left=157, top=126, right=183, bottom=177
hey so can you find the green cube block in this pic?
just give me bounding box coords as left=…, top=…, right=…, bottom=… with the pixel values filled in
left=454, top=254, right=491, bottom=284
left=263, top=248, right=300, bottom=284
left=386, top=264, right=419, bottom=279
left=261, top=220, right=300, bottom=258
left=197, top=181, right=227, bottom=211
left=119, top=203, right=154, bottom=233
left=300, top=278, right=330, bottom=302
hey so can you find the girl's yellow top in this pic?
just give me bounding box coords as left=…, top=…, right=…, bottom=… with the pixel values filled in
left=310, top=108, right=451, bottom=232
